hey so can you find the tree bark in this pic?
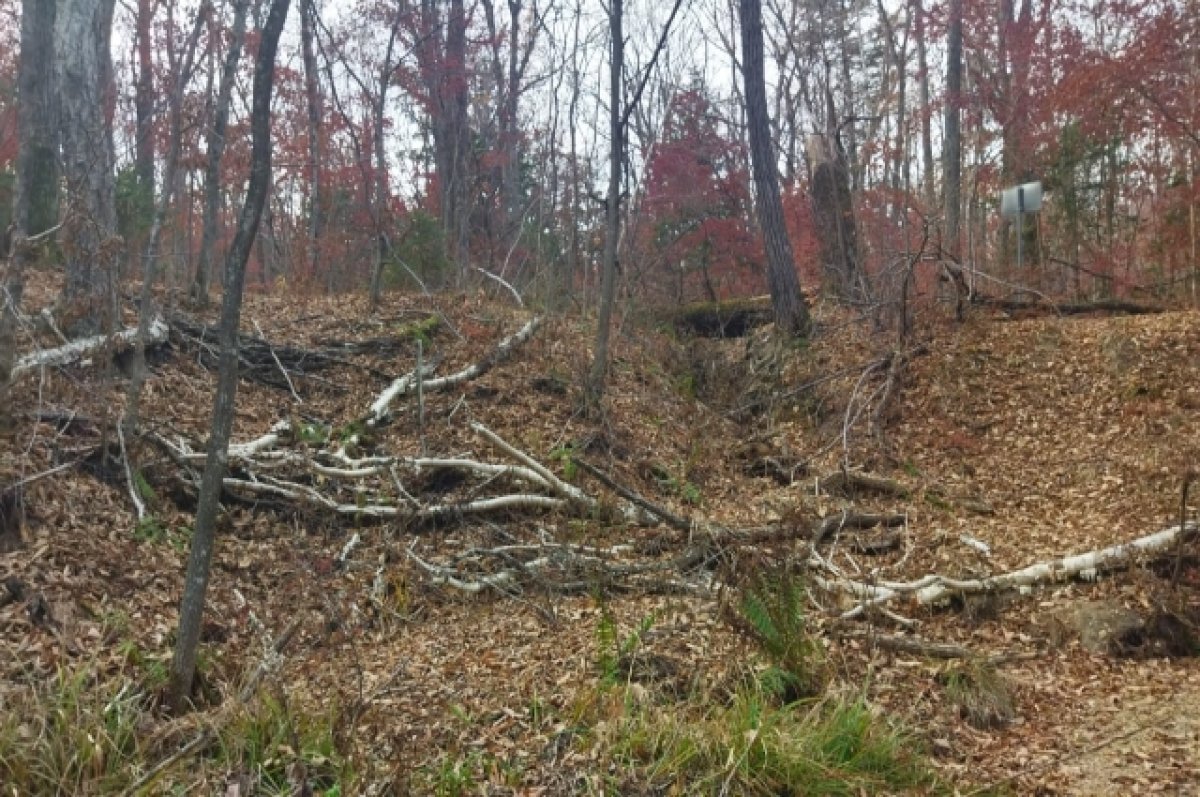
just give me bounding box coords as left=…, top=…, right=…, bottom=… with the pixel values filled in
left=585, top=0, right=623, bottom=406
left=740, top=0, right=811, bottom=337
left=1, top=0, right=59, bottom=430
left=168, top=0, right=291, bottom=713
left=191, top=0, right=250, bottom=306
left=15, top=0, right=59, bottom=239
left=56, top=0, right=118, bottom=336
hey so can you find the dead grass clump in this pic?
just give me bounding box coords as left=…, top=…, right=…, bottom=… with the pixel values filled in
left=938, top=661, right=1016, bottom=729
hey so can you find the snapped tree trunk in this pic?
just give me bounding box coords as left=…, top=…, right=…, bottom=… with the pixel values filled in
left=168, top=0, right=291, bottom=712
left=586, top=0, right=623, bottom=406
left=56, top=0, right=118, bottom=336
left=740, top=0, right=811, bottom=337
left=808, top=131, right=862, bottom=301
left=191, top=0, right=250, bottom=306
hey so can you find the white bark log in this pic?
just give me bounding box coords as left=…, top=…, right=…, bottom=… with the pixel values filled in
left=11, top=318, right=168, bottom=379
left=227, top=419, right=291, bottom=459
left=816, top=523, right=1196, bottom=614
left=220, top=475, right=566, bottom=520
left=366, top=316, right=542, bottom=425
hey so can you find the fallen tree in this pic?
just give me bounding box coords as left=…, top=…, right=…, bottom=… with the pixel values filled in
left=11, top=318, right=168, bottom=380
left=818, top=522, right=1198, bottom=619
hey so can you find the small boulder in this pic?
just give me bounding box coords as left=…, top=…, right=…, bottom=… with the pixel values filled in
left=1045, top=599, right=1143, bottom=654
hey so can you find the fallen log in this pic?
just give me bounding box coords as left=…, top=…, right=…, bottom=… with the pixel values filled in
left=973, top=295, right=1163, bottom=317
left=817, top=471, right=910, bottom=499
left=367, top=316, right=542, bottom=425
left=817, top=522, right=1198, bottom=615
left=11, top=318, right=168, bottom=380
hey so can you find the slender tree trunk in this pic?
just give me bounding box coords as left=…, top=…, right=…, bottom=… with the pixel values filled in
left=134, top=0, right=155, bottom=220
left=834, top=0, right=860, bottom=190
left=564, top=0, right=583, bottom=305
left=1, top=0, right=59, bottom=431
left=943, top=0, right=963, bottom=259
left=741, top=0, right=811, bottom=337
left=503, top=0, right=523, bottom=226
left=57, top=0, right=118, bottom=336
left=168, top=0, right=291, bottom=713
left=586, top=0, right=623, bottom=406
left=191, top=0, right=250, bottom=305
left=125, top=5, right=208, bottom=438
left=914, top=0, right=935, bottom=211
left=300, top=0, right=323, bottom=280
left=368, top=26, right=399, bottom=309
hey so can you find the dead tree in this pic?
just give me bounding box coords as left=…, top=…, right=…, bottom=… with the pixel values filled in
left=808, top=129, right=864, bottom=301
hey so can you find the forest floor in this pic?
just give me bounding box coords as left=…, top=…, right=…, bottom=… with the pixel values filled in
left=3, top=274, right=1200, bottom=795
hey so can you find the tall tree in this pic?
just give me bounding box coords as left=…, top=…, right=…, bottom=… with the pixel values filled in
left=411, top=0, right=471, bottom=273
left=943, top=0, right=962, bottom=259
left=1, top=0, right=59, bottom=430
left=299, top=0, right=323, bottom=278
left=585, top=0, right=622, bottom=406
left=191, top=0, right=251, bottom=305
left=133, top=0, right=156, bottom=213
left=739, top=0, right=811, bottom=337
left=169, top=0, right=292, bottom=712
left=56, top=0, right=117, bottom=335
left=914, top=0, right=935, bottom=210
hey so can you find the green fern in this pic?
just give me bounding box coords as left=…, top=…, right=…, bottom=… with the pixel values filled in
left=739, top=567, right=825, bottom=701
left=596, top=604, right=619, bottom=685
left=595, top=603, right=657, bottom=688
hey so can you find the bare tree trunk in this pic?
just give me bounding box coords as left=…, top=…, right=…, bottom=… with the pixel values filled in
left=834, top=0, right=860, bottom=190
left=914, top=0, right=936, bottom=211
left=586, top=0, right=623, bottom=407
left=133, top=0, right=155, bottom=239
left=191, top=0, right=250, bottom=306
left=366, top=25, right=399, bottom=308
left=420, top=0, right=472, bottom=275
left=57, top=0, right=118, bottom=337
left=741, top=0, right=811, bottom=337
left=943, top=0, right=963, bottom=259
left=1, top=0, right=59, bottom=430
left=300, top=0, right=323, bottom=279
left=169, top=0, right=291, bottom=713
left=564, top=0, right=583, bottom=305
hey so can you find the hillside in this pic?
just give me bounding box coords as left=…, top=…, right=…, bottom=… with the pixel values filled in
left=2, top=278, right=1199, bottom=794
